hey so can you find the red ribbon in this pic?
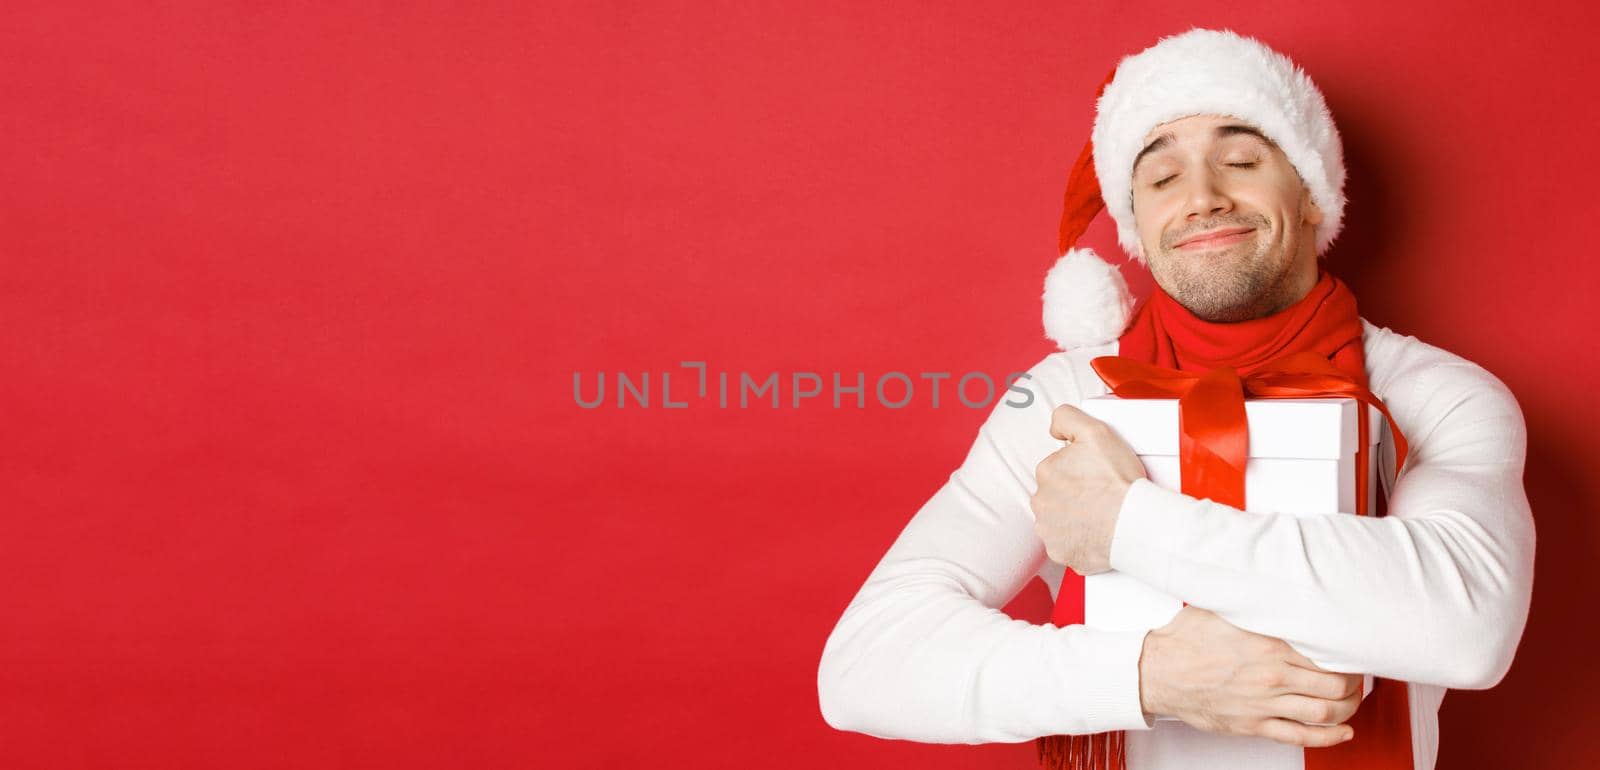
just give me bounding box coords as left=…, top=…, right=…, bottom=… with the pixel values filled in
left=1088, top=349, right=1408, bottom=511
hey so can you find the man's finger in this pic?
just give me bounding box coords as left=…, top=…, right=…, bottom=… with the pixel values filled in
left=1255, top=718, right=1354, bottom=748
left=1268, top=693, right=1359, bottom=727
left=1279, top=666, right=1362, bottom=700
left=1277, top=643, right=1334, bottom=673
left=1049, top=403, right=1101, bottom=442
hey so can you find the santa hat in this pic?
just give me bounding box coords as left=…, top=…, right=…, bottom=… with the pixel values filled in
left=1042, top=27, right=1348, bottom=350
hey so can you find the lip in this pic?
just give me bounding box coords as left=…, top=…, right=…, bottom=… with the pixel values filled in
left=1175, top=227, right=1256, bottom=250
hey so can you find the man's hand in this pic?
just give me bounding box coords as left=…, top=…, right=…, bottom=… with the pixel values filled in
left=1031, top=404, right=1147, bottom=574
left=1140, top=606, right=1362, bottom=747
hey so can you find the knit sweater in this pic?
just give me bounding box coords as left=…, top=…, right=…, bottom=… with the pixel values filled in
left=816, top=319, right=1535, bottom=770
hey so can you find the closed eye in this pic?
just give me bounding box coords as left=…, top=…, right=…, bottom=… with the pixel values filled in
left=1152, top=162, right=1258, bottom=189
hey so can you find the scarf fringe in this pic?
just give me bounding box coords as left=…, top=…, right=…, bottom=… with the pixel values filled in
left=1036, top=731, right=1125, bottom=770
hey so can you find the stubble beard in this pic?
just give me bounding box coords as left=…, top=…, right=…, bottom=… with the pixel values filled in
left=1150, top=218, right=1295, bottom=323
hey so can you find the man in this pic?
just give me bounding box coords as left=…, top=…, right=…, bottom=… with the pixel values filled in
left=816, top=28, right=1534, bottom=770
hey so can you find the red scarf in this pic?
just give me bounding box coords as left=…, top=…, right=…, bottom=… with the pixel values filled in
left=1036, top=268, right=1414, bottom=770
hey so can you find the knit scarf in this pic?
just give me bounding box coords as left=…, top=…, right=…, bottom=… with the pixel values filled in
left=1036, top=267, right=1414, bottom=770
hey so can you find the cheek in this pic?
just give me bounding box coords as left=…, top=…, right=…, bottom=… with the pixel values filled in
left=1132, top=193, right=1176, bottom=235
left=1230, top=191, right=1291, bottom=231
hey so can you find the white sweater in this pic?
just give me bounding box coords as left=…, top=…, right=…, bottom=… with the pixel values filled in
left=816, top=319, right=1535, bottom=770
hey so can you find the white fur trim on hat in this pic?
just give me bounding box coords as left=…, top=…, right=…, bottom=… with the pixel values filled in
left=1092, top=28, right=1347, bottom=263
left=1041, top=248, right=1134, bottom=349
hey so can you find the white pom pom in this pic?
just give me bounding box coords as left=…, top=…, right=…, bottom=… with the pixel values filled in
left=1041, top=248, right=1135, bottom=350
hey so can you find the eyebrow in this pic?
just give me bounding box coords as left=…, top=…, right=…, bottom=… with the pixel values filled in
left=1132, top=124, right=1277, bottom=174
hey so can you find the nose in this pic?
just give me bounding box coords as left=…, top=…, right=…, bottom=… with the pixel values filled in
left=1181, top=166, right=1234, bottom=221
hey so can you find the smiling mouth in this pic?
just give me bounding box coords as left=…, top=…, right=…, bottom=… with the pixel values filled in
left=1175, top=228, right=1256, bottom=250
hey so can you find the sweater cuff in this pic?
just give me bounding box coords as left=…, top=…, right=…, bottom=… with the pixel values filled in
left=1108, top=477, right=1196, bottom=594
left=1063, top=626, right=1158, bottom=732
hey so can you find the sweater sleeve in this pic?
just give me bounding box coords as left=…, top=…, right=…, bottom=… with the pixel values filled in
left=817, top=353, right=1156, bottom=743
left=1106, top=354, right=1535, bottom=691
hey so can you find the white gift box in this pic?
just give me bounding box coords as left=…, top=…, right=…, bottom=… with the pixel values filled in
left=1078, top=395, right=1384, bottom=710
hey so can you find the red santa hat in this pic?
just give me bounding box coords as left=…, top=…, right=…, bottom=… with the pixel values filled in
left=1043, top=27, right=1348, bottom=350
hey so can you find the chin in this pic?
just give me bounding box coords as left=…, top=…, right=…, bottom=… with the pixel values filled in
left=1164, top=267, right=1278, bottom=320
left=1188, top=303, right=1261, bottom=323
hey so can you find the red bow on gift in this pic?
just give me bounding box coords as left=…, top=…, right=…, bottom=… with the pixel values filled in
left=1087, top=350, right=1410, bottom=513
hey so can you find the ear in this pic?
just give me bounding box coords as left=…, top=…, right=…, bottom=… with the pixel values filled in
left=1302, top=187, right=1325, bottom=227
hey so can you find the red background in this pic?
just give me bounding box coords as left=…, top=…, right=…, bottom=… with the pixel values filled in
left=3, top=2, right=1595, bottom=768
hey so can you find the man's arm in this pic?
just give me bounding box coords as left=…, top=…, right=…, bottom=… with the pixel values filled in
left=816, top=355, right=1154, bottom=742
left=1107, top=358, right=1535, bottom=690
